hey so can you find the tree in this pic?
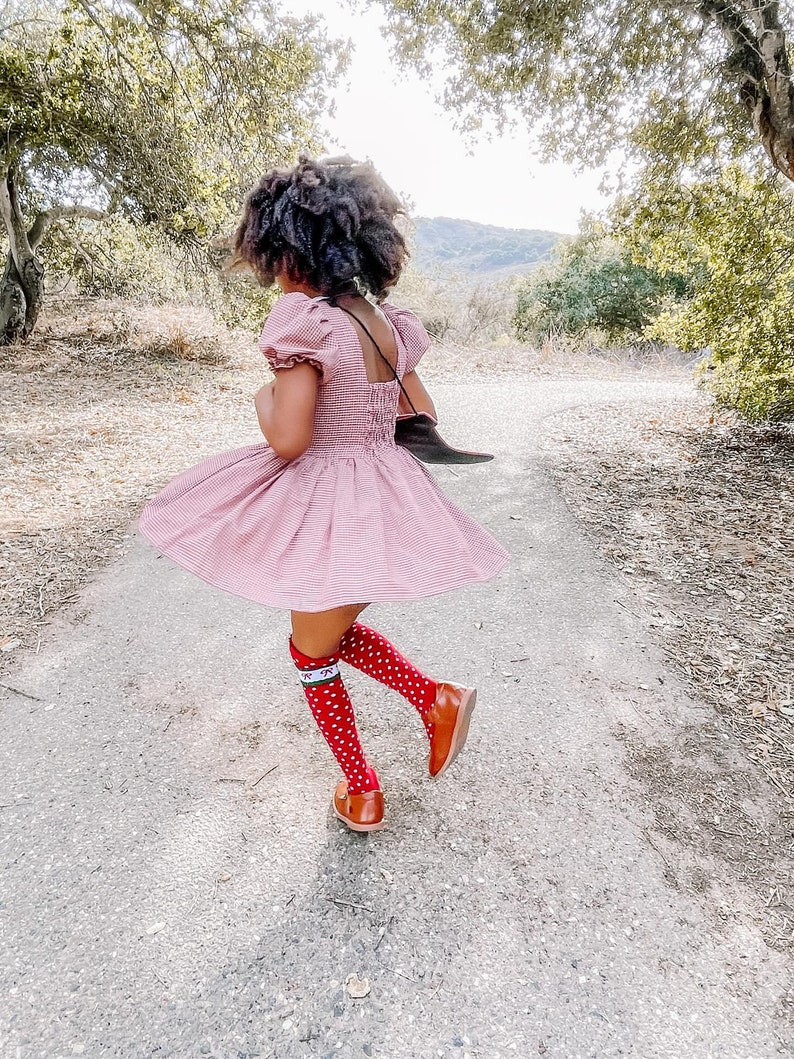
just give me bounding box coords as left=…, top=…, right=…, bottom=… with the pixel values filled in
left=616, top=164, right=794, bottom=421
left=0, top=1, right=343, bottom=345
left=378, top=1, right=794, bottom=181
left=512, top=222, right=689, bottom=344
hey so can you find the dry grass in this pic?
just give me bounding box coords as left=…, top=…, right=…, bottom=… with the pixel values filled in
left=1, top=299, right=264, bottom=666
left=542, top=399, right=794, bottom=794
left=31, top=296, right=248, bottom=366
left=424, top=334, right=689, bottom=380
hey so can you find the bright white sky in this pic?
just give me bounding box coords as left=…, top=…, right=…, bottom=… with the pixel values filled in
left=282, top=0, right=614, bottom=234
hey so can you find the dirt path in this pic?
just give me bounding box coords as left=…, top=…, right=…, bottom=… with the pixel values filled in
left=1, top=376, right=790, bottom=1058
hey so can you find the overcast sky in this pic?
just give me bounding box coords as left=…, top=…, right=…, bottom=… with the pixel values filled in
left=282, top=0, right=614, bottom=234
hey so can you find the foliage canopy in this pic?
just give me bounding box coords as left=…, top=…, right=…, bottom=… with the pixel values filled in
left=0, top=0, right=343, bottom=343
left=378, top=1, right=794, bottom=182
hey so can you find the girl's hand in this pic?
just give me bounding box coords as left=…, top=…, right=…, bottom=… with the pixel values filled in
left=255, top=381, right=276, bottom=406
left=254, top=383, right=276, bottom=440
left=255, top=368, right=318, bottom=459
left=399, top=370, right=437, bottom=420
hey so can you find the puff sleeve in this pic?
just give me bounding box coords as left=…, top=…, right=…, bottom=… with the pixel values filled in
left=381, top=302, right=432, bottom=374
left=258, top=293, right=339, bottom=384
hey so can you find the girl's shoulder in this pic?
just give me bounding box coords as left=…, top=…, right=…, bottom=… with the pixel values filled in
left=261, top=292, right=332, bottom=345
left=258, top=293, right=338, bottom=382
left=380, top=302, right=431, bottom=374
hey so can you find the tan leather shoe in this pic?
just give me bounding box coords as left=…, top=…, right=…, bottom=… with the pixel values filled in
left=333, top=781, right=386, bottom=832
left=427, top=683, right=477, bottom=778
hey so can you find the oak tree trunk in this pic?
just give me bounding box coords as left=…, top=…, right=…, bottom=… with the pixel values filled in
left=0, top=169, right=46, bottom=348
left=0, top=254, right=26, bottom=346
left=0, top=250, right=45, bottom=345
left=752, top=2, right=794, bottom=181
left=699, top=0, right=794, bottom=182
left=0, top=168, right=105, bottom=347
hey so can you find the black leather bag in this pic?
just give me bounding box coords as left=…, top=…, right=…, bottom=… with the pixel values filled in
left=332, top=302, right=495, bottom=466
left=394, top=412, right=494, bottom=464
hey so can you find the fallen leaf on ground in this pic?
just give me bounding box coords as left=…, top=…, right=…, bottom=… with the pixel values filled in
left=345, top=973, right=371, bottom=999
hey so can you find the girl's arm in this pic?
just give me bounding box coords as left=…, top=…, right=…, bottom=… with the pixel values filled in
left=255, top=362, right=319, bottom=460
left=399, top=370, right=437, bottom=421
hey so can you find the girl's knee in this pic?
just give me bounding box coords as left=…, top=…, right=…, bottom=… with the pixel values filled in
left=290, top=603, right=367, bottom=659
left=290, top=631, right=341, bottom=660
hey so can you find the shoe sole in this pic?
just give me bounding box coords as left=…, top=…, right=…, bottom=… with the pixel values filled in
left=332, top=801, right=387, bottom=833
left=433, top=687, right=477, bottom=778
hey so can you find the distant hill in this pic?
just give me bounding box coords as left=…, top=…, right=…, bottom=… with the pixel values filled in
left=412, top=216, right=562, bottom=279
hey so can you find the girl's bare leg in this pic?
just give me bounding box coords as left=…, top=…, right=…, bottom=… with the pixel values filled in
left=288, top=602, right=383, bottom=814
left=290, top=603, right=369, bottom=658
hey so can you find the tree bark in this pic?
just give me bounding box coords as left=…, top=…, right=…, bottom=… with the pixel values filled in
left=0, top=252, right=46, bottom=345
left=0, top=254, right=28, bottom=347
left=697, top=0, right=794, bottom=180
left=0, top=169, right=45, bottom=346
left=0, top=166, right=107, bottom=347
left=749, top=0, right=794, bottom=179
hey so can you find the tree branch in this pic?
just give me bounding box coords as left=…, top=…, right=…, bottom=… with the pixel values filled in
left=695, top=0, right=763, bottom=85
left=750, top=1, right=794, bottom=118
left=72, top=0, right=136, bottom=89
left=0, top=169, right=33, bottom=267
left=27, top=205, right=107, bottom=251
left=696, top=1, right=794, bottom=177
left=74, top=0, right=203, bottom=127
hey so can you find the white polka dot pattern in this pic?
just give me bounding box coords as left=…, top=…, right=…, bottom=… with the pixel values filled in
left=289, top=639, right=378, bottom=795
left=138, top=293, right=510, bottom=611
left=338, top=622, right=436, bottom=737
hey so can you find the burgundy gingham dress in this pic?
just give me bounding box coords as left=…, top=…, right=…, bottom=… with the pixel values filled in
left=138, top=293, right=510, bottom=611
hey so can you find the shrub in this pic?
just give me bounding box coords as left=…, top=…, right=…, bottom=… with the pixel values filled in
left=393, top=265, right=517, bottom=345
left=620, top=165, right=794, bottom=422
left=41, top=216, right=197, bottom=302
left=41, top=216, right=277, bottom=334
left=512, top=221, right=688, bottom=345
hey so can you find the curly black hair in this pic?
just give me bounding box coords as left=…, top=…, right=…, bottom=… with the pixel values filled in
left=231, top=155, right=408, bottom=300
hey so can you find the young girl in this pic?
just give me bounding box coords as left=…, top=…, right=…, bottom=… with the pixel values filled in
left=139, top=156, right=509, bottom=832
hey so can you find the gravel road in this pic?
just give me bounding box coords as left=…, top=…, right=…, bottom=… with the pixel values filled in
left=1, top=375, right=790, bottom=1059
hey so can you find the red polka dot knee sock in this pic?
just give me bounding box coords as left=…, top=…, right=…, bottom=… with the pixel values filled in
left=337, top=623, right=438, bottom=737
left=289, top=638, right=379, bottom=795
